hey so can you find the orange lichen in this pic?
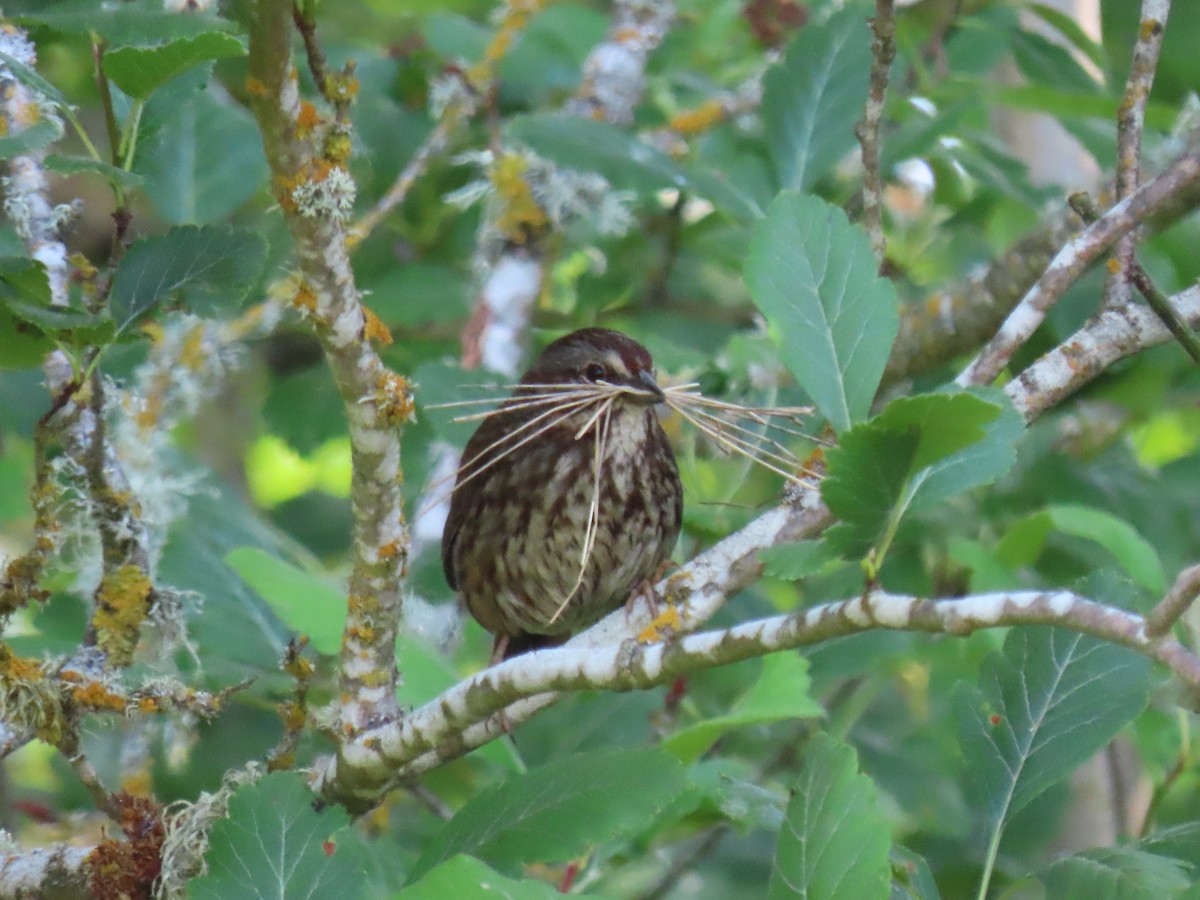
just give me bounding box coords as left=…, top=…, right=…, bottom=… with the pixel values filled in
left=245, top=76, right=270, bottom=97
left=92, top=565, right=154, bottom=668
left=1140, top=17, right=1163, bottom=39
left=1107, top=257, right=1122, bottom=274
left=362, top=307, right=394, bottom=346
left=669, top=99, right=727, bottom=136
left=2, top=651, right=44, bottom=681
left=637, top=604, right=681, bottom=643
left=374, top=371, right=415, bottom=424
left=71, top=681, right=128, bottom=713
left=296, top=99, right=321, bottom=137
left=294, top=282, right=319, bottom=313
left=378, top=540, right=401, bottom=560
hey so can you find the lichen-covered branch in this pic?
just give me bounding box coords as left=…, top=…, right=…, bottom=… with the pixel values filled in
left=313, top=495, right=833, bottom=803
left=0, top=28, right=71, bottom=307
left=246, top=0, right=411, bottom=795
left=1110, top=0, right=1171, bottom=307
left=957, top=146, right=1200, bottom=387
left=567, top=0, right=675, bottom=126
left=884, top=141, right=1200, bottom=384
left=1006, top=284, right=1200, bottom=421
left=332, top=584, right=1200, bottom=789
left=856, top=0, right=896, bottom=265
left=1146, top=564, right=1200, bottom=638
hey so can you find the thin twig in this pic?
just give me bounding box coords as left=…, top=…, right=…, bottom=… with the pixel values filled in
left=957, top=147, right=1200, bottom=387
left=349, top=113, right=462, bottom=244
left=855, top=0, right=896, bottom=267
left=291, top=2, right=328, bottom=100
left=1146, top=564, right=1200, bottom=638
left=1109, top=0, right=1171, bottom=308
left=1068, top=191, right=1200, bottom=364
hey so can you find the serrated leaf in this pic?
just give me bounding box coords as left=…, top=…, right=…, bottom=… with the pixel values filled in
left=761, top=5, right=871, bottom=191
left=745, top=192, right=899, bottom=432
left=105, top=32, right=246, bottom=100
left=873, top=394, right=1002, bottom=471
left=189, top=772, right=367, bottom=900
left=664, top=653, right=823, bottom=763
left=770, top=733, right=891, bottom=900
left=821, top=391, right=1019, bottom=555
left=225, top=547, right=345, bottom=655
left=410, top=748, right=687, bottom=881
left=955, top=627, right=1153, bottom=836
left=1044, top=505, right=1165, bottom=594
left=45, top=154, right=145, bottom=188
left=507, top=112, right=761, bottom=222
left=906, top=389, right=1023, bottom=512
left=1039, top=847, right=1192, bottom=900
left=759, top=541, right=839, bottom=580
left=108, top=224, right=266, bottom=332
left=397, top=855, right=562, bottom=899
left=821, top=423, right=918, bottom=555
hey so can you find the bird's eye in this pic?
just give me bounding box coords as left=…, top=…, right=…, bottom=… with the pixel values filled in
left=584, top=363, right=607, bottom=382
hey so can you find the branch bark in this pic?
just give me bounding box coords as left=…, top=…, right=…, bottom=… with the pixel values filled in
left=246, top=0, right=410, bottom=796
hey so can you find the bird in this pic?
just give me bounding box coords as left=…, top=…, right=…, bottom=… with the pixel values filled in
left=441, top=327, right=683, bottom=661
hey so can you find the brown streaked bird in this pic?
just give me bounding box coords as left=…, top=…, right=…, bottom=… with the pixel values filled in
left=441, top=328, right=683, bottom=660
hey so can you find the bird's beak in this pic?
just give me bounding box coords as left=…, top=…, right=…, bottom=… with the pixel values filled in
left=635, top=370, right=666, bottom=404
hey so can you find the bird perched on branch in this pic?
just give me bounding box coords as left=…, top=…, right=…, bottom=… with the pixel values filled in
left=441, top=328, right=683, bottom=661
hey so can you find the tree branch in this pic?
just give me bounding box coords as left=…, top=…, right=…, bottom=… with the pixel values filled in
left=246, top=0, right=411, bottom=797
left=856, top=0, right=896, bottom=266
left=1006, top=284, right=1200, bottom=421
left=957, top=146, right=1200, bottom=387
left=1109, top=0, right=1171, bottom=308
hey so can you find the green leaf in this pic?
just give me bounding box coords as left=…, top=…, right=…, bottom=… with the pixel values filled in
left=1026, top=3, right=1110, bottom=76
left=136, top=81, right=268, bottom=224
left=108, top=224, right=267, bottom=332
left=759, top=541, right=840, bottom=580
left=410, top=748, right=687, bottom=881
left=0, top=306, right=53, bottom=369
left=507, top=112, right=761, bottom=222
left=0, top=50, right=74, bottom=111
left=0, top=117, right=63, bottom=159
left=1044, top=505, right=1166, bottom=595
left=17, top=0, right=238, bottom=46
left=104, top=32, right=246, bottom=100
left=189, top=772, right=368, bottom=899
left=664, top=654, right=823, bottom=764
left=872, top=394, right=1002, bottom=471
left=905, top=389, right=1023, bottom=512
left=955, top=627, right=1153, bottom=835
left=890, top=845, right=942, bottom=900
left=45, top=154, right=145, bottom=189
left=821, top=423, right=918, bottom=555
left=745, top=192, right=899, bottom=432
left=1038, top=847, right=1192, bottom=900
left=397, top=855, right=562, bottom=899
left=820, top=392, right=1017, bottom=554
left=761, top=4, right=871, bottom=191
left=1012, top=27, right=1103, bottom=96
left=769, top=733, right=891, bottom=900
left=225, top=547, right=346, bottom=656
